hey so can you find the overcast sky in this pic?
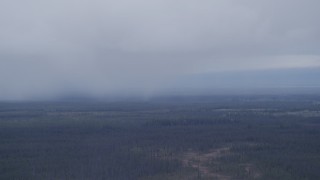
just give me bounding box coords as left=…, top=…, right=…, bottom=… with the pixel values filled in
left=0, top=0, right=320, bottom=100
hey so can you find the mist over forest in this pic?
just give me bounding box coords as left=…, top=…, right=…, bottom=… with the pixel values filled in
left=1, top=1, right=320, bottom=180
left=1, top=0, right=320, bottom=100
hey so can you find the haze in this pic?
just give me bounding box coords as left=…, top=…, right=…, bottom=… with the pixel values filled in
left=1, top=0, right=320, bottom=100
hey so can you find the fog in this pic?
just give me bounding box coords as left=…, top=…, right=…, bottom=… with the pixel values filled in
left=0, top=0, right=320, bottom=100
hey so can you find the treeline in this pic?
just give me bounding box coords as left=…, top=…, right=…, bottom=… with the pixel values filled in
left=0, top=95, right=320, bottom=179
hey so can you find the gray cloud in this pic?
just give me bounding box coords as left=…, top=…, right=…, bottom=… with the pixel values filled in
left=0, top=0, right=320, bottom=100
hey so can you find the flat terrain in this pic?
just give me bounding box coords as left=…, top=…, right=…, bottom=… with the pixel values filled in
left=0, top=95, right=320, bottom=179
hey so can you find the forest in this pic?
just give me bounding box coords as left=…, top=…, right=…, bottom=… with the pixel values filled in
left=0, top=95, right=320, bottom=180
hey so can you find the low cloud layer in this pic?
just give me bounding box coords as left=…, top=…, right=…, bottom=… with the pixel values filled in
left=0, top=0, right=320, bottom=100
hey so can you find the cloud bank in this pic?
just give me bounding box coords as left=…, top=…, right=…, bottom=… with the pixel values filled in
left=0, top=0, right=320, bottom=100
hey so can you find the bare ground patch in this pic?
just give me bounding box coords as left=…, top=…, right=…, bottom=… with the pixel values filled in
left=180, top=146, right=261, bottom=180
left=181, top=147, right=231, bottom=180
